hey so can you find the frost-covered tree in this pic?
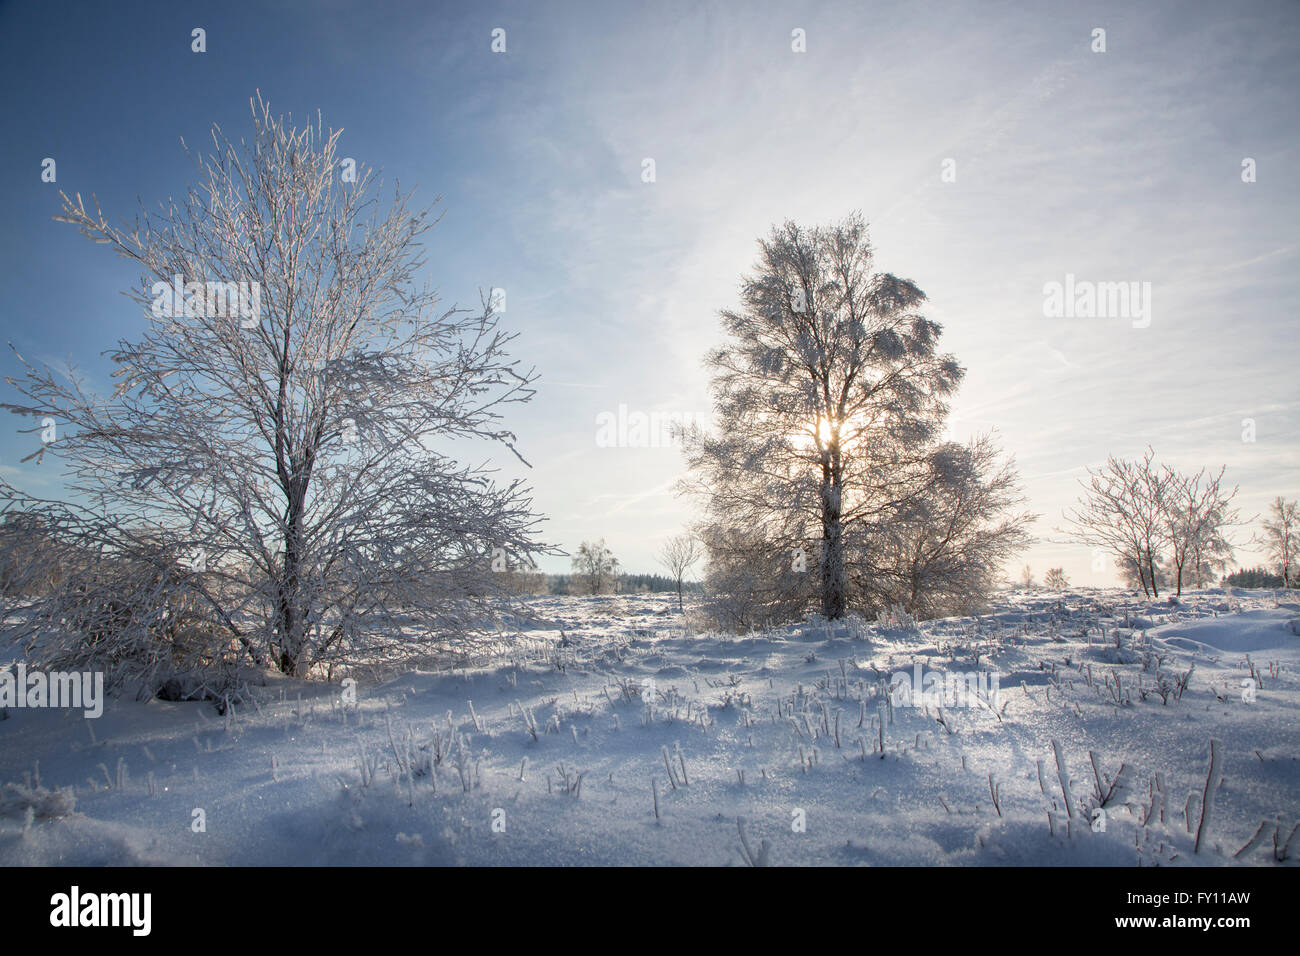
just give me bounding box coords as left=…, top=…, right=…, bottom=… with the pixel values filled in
left=1043, top=567, right=1068, bottom=590
left=1, top=94, right=548, bottom=685
left=571, top=539, right=620, bottom=595
left=656, top=534, right=699, bottom=612
left=1161, top=465, right=1241, bottom=596
left=1060, top=448, right=1171, bottom=598
left=0, top=510, right=57, bottom=597
left=1259, top=496, right=1299, bottom=588
left=1020, top=565, right=1035, bottom=589
left=682, top=214, right=1031, bottom=624
left=695, top=523, right=807, bottom=630
left=853, top=434, right=1033, bottom=617
left=1062, top=452, right=1243, bottom=598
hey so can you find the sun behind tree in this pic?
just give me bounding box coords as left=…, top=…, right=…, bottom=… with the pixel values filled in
left=682, top=213, right=1033, bottom=626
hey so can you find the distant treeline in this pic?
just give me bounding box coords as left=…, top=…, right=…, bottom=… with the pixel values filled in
left=1223, top=567, right=1293, bottom=589
left=546, top=572, right=703, bottom=595
left=492, top=569, right=704, bottom=596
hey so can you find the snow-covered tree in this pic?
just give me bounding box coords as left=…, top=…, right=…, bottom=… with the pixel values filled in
left=1, top=94, right=549, bottom=686
left=1259, top=496, right=1299, bottom=588
left=571, top=539, right=620, bottom=595
left=1162, top=465, right=1241, bottom=596
left=656, top=534, right=700, bottom=612
left=694, top=523, right=807, bottom=630
left=1060, top=448, right=1171, bottom=598
left=1043, top=567, right=1068, bottom=590
left=854, top=434, right=1033, bottom=617
left=682, top=214, right=1031, bottom=624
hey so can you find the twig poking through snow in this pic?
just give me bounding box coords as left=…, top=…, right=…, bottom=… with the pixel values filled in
left=736, top=817, right=770, bottom=866
left=1194, top=738, right=1223, bottom=854
left=1234, top=820, right=1275, bottom=859
left=1051, top=739, right=1073, bottom=819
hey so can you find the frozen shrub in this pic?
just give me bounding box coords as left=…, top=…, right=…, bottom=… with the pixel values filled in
left=876, top=603, right=919, bottom=633
left=0, top=781, right=76, bottom=820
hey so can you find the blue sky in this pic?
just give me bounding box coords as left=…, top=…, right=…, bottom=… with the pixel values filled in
left=1, top=0, right=1297, bottom=582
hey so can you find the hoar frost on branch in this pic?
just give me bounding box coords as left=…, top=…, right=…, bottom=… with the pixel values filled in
left=1, top=93, right=552, bottom=689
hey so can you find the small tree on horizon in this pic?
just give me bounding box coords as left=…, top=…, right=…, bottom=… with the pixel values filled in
left=656, top=533, right=700, bottom=612
left=1043, top=567, right=1067, bottom=590
left=1061, top=450, right=1247, bottom=598
left=571, top=539, right=620, bottom=595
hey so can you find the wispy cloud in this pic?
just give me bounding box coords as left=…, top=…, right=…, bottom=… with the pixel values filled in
left=1, top=0, right=1296, bottom=581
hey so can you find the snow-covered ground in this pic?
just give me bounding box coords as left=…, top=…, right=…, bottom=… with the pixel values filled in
left=2, top=588, right=1298, bottom=866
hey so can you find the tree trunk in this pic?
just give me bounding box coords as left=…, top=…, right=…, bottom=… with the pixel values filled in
left=1134, top=552, right=1151, bottom=598
left=276, top=483, right=310, bottom=675
left=820, top=463, right=846, bottom=620
left=275, top=567, right=302, bottom=675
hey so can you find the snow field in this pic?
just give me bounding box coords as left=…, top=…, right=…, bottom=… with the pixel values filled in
left=1, top=588, right=1297, bottom=866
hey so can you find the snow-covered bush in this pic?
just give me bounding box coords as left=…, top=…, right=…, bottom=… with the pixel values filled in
left=875, top=602, right=918, bottom=633
left=28, top=550, right=236, bottom=695
left=0, top=780, right=76, bottom=821
left=842, top=613, right=874, bottom=642
left=0, top=488, right=241, bottom=695
left=695, top=524, right=813, bottom=632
